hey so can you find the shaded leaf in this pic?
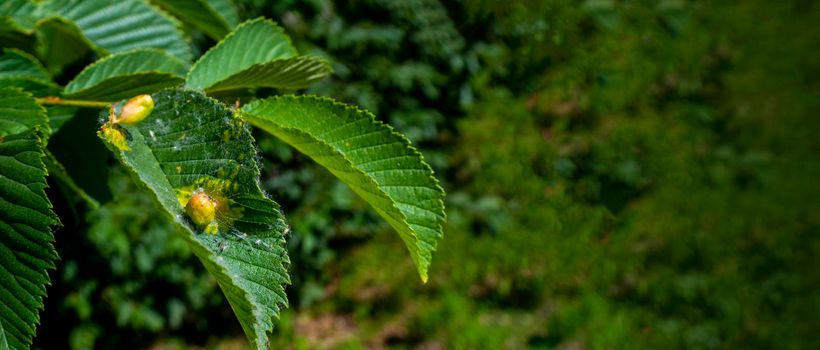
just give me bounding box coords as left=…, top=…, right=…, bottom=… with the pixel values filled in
left=0, top=49, right=50, bottom=82
left=0, top=78, right=61, bottom=97
left=0, top=27, right=36, bottom=54
left=186, top=18, right=331, bottom=92
left=64, top=49, right=186, bottom=101
left=34, top=17, right=92, bottom=75
left=42, top=0, right=193, bottom=62
left=99, top=90, right=289, bottom=349
left=202, top=56, right=332, bottom=94
left=0, top=88, right=58, bottom=350
left=241, top=95, right=445, bottom=281
left=207, top=0, right=239, bottom=28
left=0, top=321, right=7, bottom=350
left=0, top=49, right=61, bottom=97
left=151, top=0, right=239, bottom=40
left=0, top=0, right=39, bottom=32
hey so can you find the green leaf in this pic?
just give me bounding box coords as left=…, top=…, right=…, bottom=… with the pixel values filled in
left=0, top=49, right=61, bottom=97
left=64, top=49, right=186, bottom=101
left=0, top=321, right=8, bottom=350
left=34, top=17, right=92, bottom=75
left=241, top=95, right=445, bottom=281
left=207, top=0, right=239, bottom=28
left=0, top=0, right=39, bottom=32
left=0, top=27, right=36, bottom=54
left=201, top=56, right=333, bottom=94
left=151, top=0, right=239, bottom=40
left=0, top=78, right=61, bottom=97
left=0, top=49, right=50, bottom=82
left=0, top=88, right=59, bottom=350
left=42, top=0, right=193, bottom=62
left=0, top=0, right=40, bottom=53
left=0, top=89, right=49, bottom=137
left=186, top=18, right=332, bottom=93
left=99, top=89, right=289, bottom=349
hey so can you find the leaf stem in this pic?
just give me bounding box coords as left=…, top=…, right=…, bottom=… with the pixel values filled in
left=35, top=96, right=110, bottom=108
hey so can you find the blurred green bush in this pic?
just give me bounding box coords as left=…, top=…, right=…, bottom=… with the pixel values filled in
left=36, top=0, right=819, bottom=349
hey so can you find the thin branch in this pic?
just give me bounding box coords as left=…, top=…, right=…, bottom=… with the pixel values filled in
left=35, top=96, right=110, bottom=108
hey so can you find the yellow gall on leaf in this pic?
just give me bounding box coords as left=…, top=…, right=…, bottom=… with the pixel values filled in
left=117, top=94, right=154, bottom=124
left=185, top=192, right=217, bottom=230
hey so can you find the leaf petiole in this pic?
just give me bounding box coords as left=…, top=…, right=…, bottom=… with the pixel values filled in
left=35, top=96, right=111, bottom=108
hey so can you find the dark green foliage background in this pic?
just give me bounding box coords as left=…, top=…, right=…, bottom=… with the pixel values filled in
left=34, top=0, right=819, bottom=349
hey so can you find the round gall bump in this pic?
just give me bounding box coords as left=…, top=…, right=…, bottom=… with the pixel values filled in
left=185, top=192, right=217, bottom=228
left=118, top=94, right=154, bottom=124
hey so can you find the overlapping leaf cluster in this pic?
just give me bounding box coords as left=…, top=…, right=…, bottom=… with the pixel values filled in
left=0, top=1, right=446, bottom=348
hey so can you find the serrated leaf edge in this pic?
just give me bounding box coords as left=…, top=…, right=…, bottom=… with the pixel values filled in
left=63, top=72, right=185, bottom=100
left=243, top=94, right=446, bottom=281
left=0, top=48, right=53, bottom=81
left=35, top=0, right=194, bottom=63
left=151, top=0, right=231, bottom=40
left=63, top=48, right=187, bottom=96
left=184, top=17, right=296, bottom=89
left=203, top=55, right=334, bottom=93
left=65, top=48, right=187, bottom=89
left=97, top=89, right=287, bottom=349
left=0, top=87, right=60, bottom=349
